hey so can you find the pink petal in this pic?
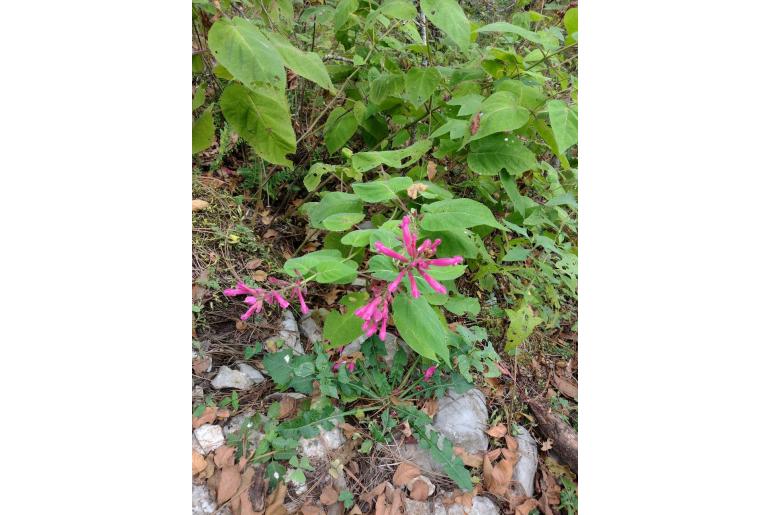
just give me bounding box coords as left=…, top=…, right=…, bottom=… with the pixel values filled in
left=347, top=361, right=355, bottom=372
left=401, top=216, right=417, bottom=258
left=375, top=242, right=408, bottom=262
left=416, top=239, right=432, bottom=254
left=424, top=365, right=438, bottom=380
left=418, top=269, right=447, bottom=295
left=271, top=292, right=290, bottom=309
left=296, top=289, right=309, bottom=314
left=428, top=256, right=464, bottom=266
left=240, top=302, right=261, bottom=321
left=388, top=269, right=408, bottom=293
left=407, top=271, right=420, bottom=298
left=378, top=313, right=387, bottom=341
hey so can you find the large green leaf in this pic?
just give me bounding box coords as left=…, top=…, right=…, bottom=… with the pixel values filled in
left=369, top=73, right=405, bottom=105
left=392, top=294, right=450, bottom=364
left=504, top=303, right=543, bottom=353
left=547, top=100, right=578, bottom=154
left=192, top=107, right=215, bottom=154
left=283, top=249, right=358, bottom=284
left=563, top=7, right=578, bottom=45
left=334, top=0, right=359, bottom=31
left=494, top=80, right=545, bottom=110
left=420, top=0, right=470, bottom=51
left=306, top=192, right=363, bottom=229
left=264, top=31, right=335, bottom=92
left=324, top=107, right=359, bottom=154
left=421, top=199, right=507, bottom=231
left=352, top=177, right=413, bottom=202
left=352, top=140, right=432, bottom=172
left=471, top=91, right=530, bottom=141
left=476, top=22, right=548, bottom=46
left=379, top=0, right=417, bottom=20
left=447, top=94, right=484, bottom=116
left=404, top=67, right=441, bottom=106
left=208, top=18, right=286, bottom=90
left=322, top=212, right=365, bottom=231
left=219, top=83, right=296, bottom=166
left=467, top=134, right=538, bottom=177
left=322, top=292, right=368, bottom=347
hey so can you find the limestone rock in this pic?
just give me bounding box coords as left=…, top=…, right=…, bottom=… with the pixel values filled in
left=211, top=366, right=254, bottom=390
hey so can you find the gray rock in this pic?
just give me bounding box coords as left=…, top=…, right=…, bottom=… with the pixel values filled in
left=211, top=366, right=254, bottom=390
left=343, top=332, right=407, bottom=367
left=266, top=310, right=303, bottom=354
left=192, top=433, right=204, bottom=454
left=299, top=426, right=345, bottom=460
left=223, top=409, right=262, bottom=449
left=194, top=424, right=225, bottom=454
left=437, top=496, right=500, bottom=515
left=403, top=498, right=432, bottom=515
left=433, top=389, right=489, bottom=454
left=237, top=363, right=266, bottom=384
left=511, top=425, right=538, bottom=497
left=193, top=482, right=231, bottom=515
left=299, top=313, right=323, bottom=345
left=192, top=385, right=204, bottom=399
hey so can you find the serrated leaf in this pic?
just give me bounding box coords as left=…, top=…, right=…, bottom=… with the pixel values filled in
left=445, top=296, right=481, bottom=316
left=219, top=82, right=296, bottom=166
left=192, top=108, right=215, bottom=154
left=421, top=199, right=507, bottom=231
left=208, top=18, right=286, bottom=90
left=547, top=99, right=578, bottom=155
left=504, top=303, right=543, bottom=353
left=467, top=133, right=538, bottom=177
left=264, top=31, right=335, bottom=92
left=392, top=294, right=450, bottom=364
left=352, top=177, right=413, bottom=202
left=420, top=0, right=470, bottom=51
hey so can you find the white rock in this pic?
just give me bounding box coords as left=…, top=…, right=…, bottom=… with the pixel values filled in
left=299, top=426, right=345, bottom=460
left=435, top=496, right=500, bottom=515
left=343, top=332, right=407, bottom=367
left=299, top=313, right=323, bottom=345
left=286, top=468, right=309, bottom=495
left=211, top=366, right=254, bottom=390
left=403, top=498, right=432, bottom=515
left=511, top=425, right=538, bottom=497
left=193, top=482, right=232, bottom=515
left=237, top=363, right=266, bottom=384
left=194, top=424, right=225, bottom=454
left=266, top=310, right=303, bottom=354
left=192, top=433, right=204, bottom=454
left=352, top=277, right=367, bottom=287
left=192, top=385, right=204, bottom=399
left=223, top=410, right=262, bottom=449
left=433, top=388, right=489, bottom=454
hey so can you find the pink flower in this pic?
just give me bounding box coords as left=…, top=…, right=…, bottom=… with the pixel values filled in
left=353, top=283, right=392, bottom=341
left=223, top=273, right=310, bottom=320
left=374, top=215, right=463, bottom=298
left=424, top=365, right=438, bottom=381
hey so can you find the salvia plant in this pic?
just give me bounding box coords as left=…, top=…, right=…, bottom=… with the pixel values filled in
left=194, top=0, right=577, bottom=493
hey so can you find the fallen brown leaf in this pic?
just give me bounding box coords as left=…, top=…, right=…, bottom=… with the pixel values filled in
left=263, top=229, right=278, bottom=240
left=486, top=448, right=502, bottom=461
left=251, top=270, right=268, bottom=281
left=216, top=409, right=230, bottom=420
left=454, top=447, right=484, bottom=468
left=393, top=462, right=421, bottom=487
left=406, top=182, right=428, bottom=199
left=323, top=287, right=340, bottom=305
left=245, top=258, right=264, bottom=270
left=192, top=199, right=210, bottom=212
left=349, top=505, right=363, bottom=515
left=505, top=434, right=519, bottom=453
left=193, top=406, right=218, bottom=428
left=541, top=438, right=553, bottom=452
left=402, top=420, right=412, bottom=438
left=362, top=481, right=389, bottom=503
left=278, top=397, right=297, bottom=420
left=319, top=484, right=339, bottom=505
left=217, top=465, right=241, bottom=504
left=483, top=456, right=514, bottom=496
left=300, top=505, right=323, bottom=515
left=470, top=112, right=481, bottom=135
left=192, top=356, right=211, bottom=375
left=375, top=493, right=387, bottom=515
left=486, top=424, right=508, bottom=438
left=426, top=160, right=437, bottom=180
left=552, top=375, right=578, bottom=400
left=214, top=445, right=236, bottom=468
left=514, top=498, right=541, bottom=515
left=193, top=451, right=207, bottom=475
left=409, top=479, right=430, bottom=501
left=421, top=398, right=438, bottom=418
left=265, top=482, right=288, bottom=515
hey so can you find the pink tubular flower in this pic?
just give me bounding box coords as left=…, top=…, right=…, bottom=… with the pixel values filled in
left=424, top=365, right=438, bottom=381
left=224, top=273, right=310, bottom=320
left=373, top=215, right=463, bottom=298
left=354, top=283, right=392, bottom=341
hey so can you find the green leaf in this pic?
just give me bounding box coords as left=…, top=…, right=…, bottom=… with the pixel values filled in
left=304, top=163, right=336, bottom=191
left=369, top=73, right=405, bottom=105
left=219, top=83, right=296, bottom=166
left=476, top=21, right=547, bottom=46
left=404, top=67, right=441, bottom=106
left=352, top=177, right=413, bottom=202
left=334, top=0, right=359, bottom=31
left=207, top=18, right=285, bottom=90
left=447, top=94, right=484, bottom=116
left=352, top=140, right=432, bottom=172
left=322, top=212, right=365, bottom=231
left=504, top=303, right=543, bottom=353
left=306, top=192, right=363, bottom=229
left=367, top=254, right=399, bottom=280
left=264, top=31, right=335, bottom=92
left=502, top=246, right=531, bottom=262
left=392, top=293, right=450, bottom=364
left=563, top=7, right=578, bottom=45
left=422, top=229, right=478, bottom=258
left=420, top=0, right=470, bottom=51
left=284, top=249, right=357, bottom=281
left=495, top=80, right=545, bottom=110
left=471, top=91, right=530, bottom=141
left=263, top=350, right=293, bottom=385
left=324, top=107, right=358, bottom=154
left=546, top=193, right=577, bottom=208
left=421, top=199, right=507, bottom=231
left=323, top=293, right=368, bottom=347
left=415, top=425, right=473, bottom=490
left=467, top=133, right=538, bottom=177
left=359, top=439, right=373, bottom=454
left=192, top=107, right=215, bottom=154
left=547, top=100, right=578, bottom=155
left=192, top=84, right=206, bottom=111
left=445, top=295, right=481, bottom=316
left=380, top=0, right=417, bottom=20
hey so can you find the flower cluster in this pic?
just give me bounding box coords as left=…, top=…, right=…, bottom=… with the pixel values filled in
left=375, top=215, right=463, bottom=298
left=354, top=215, right=463, bottom=341
left=223, top=275, right=308, bottom=321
